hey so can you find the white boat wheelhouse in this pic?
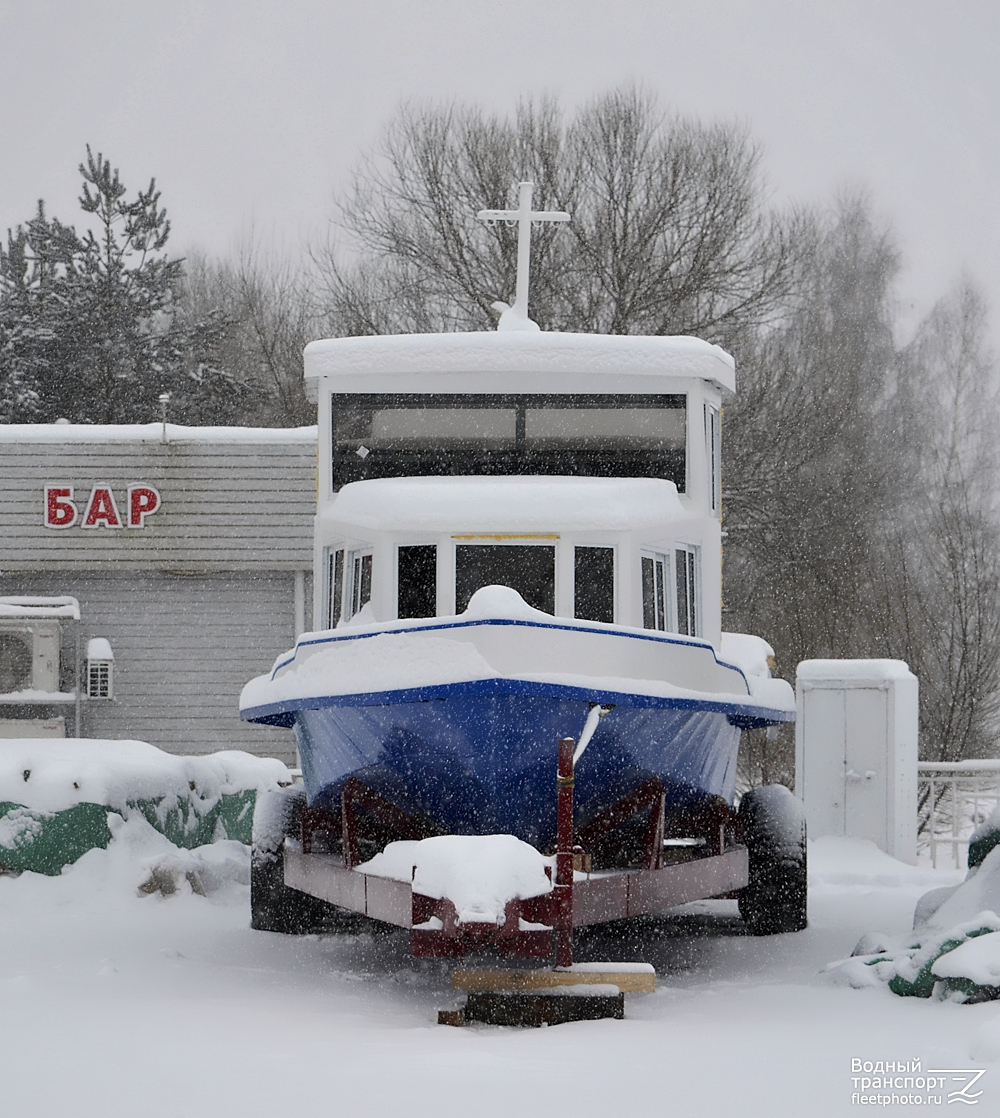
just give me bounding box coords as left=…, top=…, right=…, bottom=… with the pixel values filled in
left=306, top=330, right=733, bottom=650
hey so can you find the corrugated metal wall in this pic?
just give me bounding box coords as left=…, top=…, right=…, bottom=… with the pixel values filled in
left=5, top=572, right=303, bottom=763
left=0, top=433, right=316, bottom=571
left=0, top=428, right=318, bottom=765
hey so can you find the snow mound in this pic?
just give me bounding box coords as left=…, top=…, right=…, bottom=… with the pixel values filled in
left=824, top=844, right=1000, bottom=1001
left=0, top=739, right=290, bottom=815
left=1, top=811, right=252, bottom=904
left=797, top=658, right=915, bottom=682
left=462, top=585, right=553, bottom=620
left=924, top=844, right=1000, bottom=928
left=137, top=839, right=251, bottom=898
left=720, top=633, right=774, bottom=678
left=968, top=803, right=1000, bottom=867
left=324, top=475, right=689, bottom=534
left=357, top=834, right=553, bottom=925
left=930, top=930, right=1000, bottom=987
left=97, top=813, right=250, bottom=899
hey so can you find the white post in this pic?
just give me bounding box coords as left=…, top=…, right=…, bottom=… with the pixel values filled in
left=294, top=570, right=306, bottom=639
left=513, top=181, right=533, bottom=320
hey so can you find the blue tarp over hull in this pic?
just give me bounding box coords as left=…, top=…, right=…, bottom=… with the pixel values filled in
left=292, top=692, right=741, bottom=849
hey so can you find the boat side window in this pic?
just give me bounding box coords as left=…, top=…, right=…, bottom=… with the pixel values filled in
left=344, top=548, right=373, bottom=621
left=326, top=547, right=345, bottom=628
left=455, top=543, right=555, bottom=614
left=705, top=404, right=721, bottom=516
left=574, top=546, right=614, bottom=624
left=675, top=545, right=700, bottom=636
left=397, top=544, right=437, bottom=620
left=641, top=551, right=669, bottom=631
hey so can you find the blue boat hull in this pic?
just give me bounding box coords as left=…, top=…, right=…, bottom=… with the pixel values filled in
left=292, top=686, right=741, bottom=850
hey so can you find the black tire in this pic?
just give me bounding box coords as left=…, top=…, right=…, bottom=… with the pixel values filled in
left=251, top=787, right=384, bottom=935
left=737, top=785, right=808, bottom=935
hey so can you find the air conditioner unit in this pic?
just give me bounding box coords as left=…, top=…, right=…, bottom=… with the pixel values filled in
left=0, top=620, right=62, bottom=695
left=0, top=717, right=65, bottom=738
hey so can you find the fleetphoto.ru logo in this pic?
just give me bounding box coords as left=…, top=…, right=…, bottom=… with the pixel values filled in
left=851, top=1058, right=986, bottom=1105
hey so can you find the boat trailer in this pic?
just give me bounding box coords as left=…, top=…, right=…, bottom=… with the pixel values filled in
left=287, top=743, right=748, bottom=961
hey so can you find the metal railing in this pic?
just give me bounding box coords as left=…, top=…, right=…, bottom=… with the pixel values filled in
left=918, top=761, right=1000, bottom=868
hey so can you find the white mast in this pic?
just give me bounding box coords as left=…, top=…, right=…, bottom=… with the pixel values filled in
left=477, top=181, right=569, bottom=332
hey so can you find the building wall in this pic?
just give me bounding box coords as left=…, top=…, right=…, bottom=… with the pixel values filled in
left=0, top=428, right=316, bottom=572
left=3, top=572, right=303, bottom=764
left=0, top=426, right=317, bottom=766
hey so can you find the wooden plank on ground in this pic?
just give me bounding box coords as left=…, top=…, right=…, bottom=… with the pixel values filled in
left=452, top=966, right=656, bottom=994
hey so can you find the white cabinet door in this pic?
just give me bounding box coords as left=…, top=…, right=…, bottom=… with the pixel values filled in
left=802, top=687, right=847, bottom=837
left=844, top=687, right=889, bottom=847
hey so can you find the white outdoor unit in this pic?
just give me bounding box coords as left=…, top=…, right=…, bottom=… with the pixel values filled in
left=0, top=717, right=66, bottom=738
left=86, top=637, right=114, bottom=700
left=795, top=659, right=918, bottom=864
left=0, top=619, right=61, bottom=695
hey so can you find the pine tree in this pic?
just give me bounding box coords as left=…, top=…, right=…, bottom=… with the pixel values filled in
left=0, top=203, right=82, bottom=421
left=0, top=148, right=249, bottom=424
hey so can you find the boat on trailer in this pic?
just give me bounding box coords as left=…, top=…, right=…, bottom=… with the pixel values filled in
left=242, top=185, right=801, bottom=969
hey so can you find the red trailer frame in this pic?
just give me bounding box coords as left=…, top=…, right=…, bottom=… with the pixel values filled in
left=283, top=735, right=749, bottom=960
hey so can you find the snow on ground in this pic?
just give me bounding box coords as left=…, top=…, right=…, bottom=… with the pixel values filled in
left=2, top=830, right=999, bottom=1117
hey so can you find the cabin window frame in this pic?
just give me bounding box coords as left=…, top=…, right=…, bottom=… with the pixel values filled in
left=396, top=542, right=438, bottom=620
left=331, top=392, right=687, bottom=492
left=641, top=550, right=671, bottom=632
left=453, top=537, right=558, bottom=615
left=323, top=546, right=347, bottom=629
left=573, top=544, right=616, bottom=624
left=704, top=403, right=722, bottom=517
left=341, top=546, right=374, bottom=622
left=675, top=543, right=701, bottom=637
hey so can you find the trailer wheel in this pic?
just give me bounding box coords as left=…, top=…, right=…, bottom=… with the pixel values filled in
left=251, top=787, right=382, bottom=935
left=737, top=785, right=808, bottom=935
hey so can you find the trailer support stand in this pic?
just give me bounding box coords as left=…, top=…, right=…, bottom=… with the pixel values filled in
left=555, top=735, right=575, bottom=969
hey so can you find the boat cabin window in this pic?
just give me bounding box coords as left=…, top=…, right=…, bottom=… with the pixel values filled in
left=642, top=546, right=701, bottom=636
left=705, top=404, right=721, bottom=517
left=332, top=394, right=685, bottom=491
left=641, top=552, right=669, bottom=631
left=574, top=546, right=614, bottom=624
left=675, top=545, right=699, bottom=637
left=455, top=543, right=555, bottom=614
left=327, top=548, right=345, bottom=628
left=397, top=544, right=437, bottom=619
left=328, top=547, right=373, bottom=623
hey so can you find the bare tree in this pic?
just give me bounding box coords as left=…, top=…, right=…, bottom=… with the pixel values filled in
left=724, top=196, right=901, bottom=665
left=728, top=233, right=1000, bottom=774
left=177, top=245, right=316, bottom=427
left=889, top=281, right=1000, bottom=761
left=317, top=88, right=807, bottom=340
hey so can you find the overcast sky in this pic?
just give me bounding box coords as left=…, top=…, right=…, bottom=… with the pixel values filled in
left=2, top=1, right=998, bottom=342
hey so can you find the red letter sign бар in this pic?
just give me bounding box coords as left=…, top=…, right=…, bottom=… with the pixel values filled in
left=128, top=485, right=161, bottom=528
left=82, top=486, right=122, bottom=529
left=45, top=486, right=78, bottom=528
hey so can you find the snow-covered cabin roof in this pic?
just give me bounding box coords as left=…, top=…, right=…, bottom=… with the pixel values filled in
left=321, top=475, right=689, bottom=533
left=305, top=331, right=735, bottom=394
left=0, top=423, right=317, bottom=444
